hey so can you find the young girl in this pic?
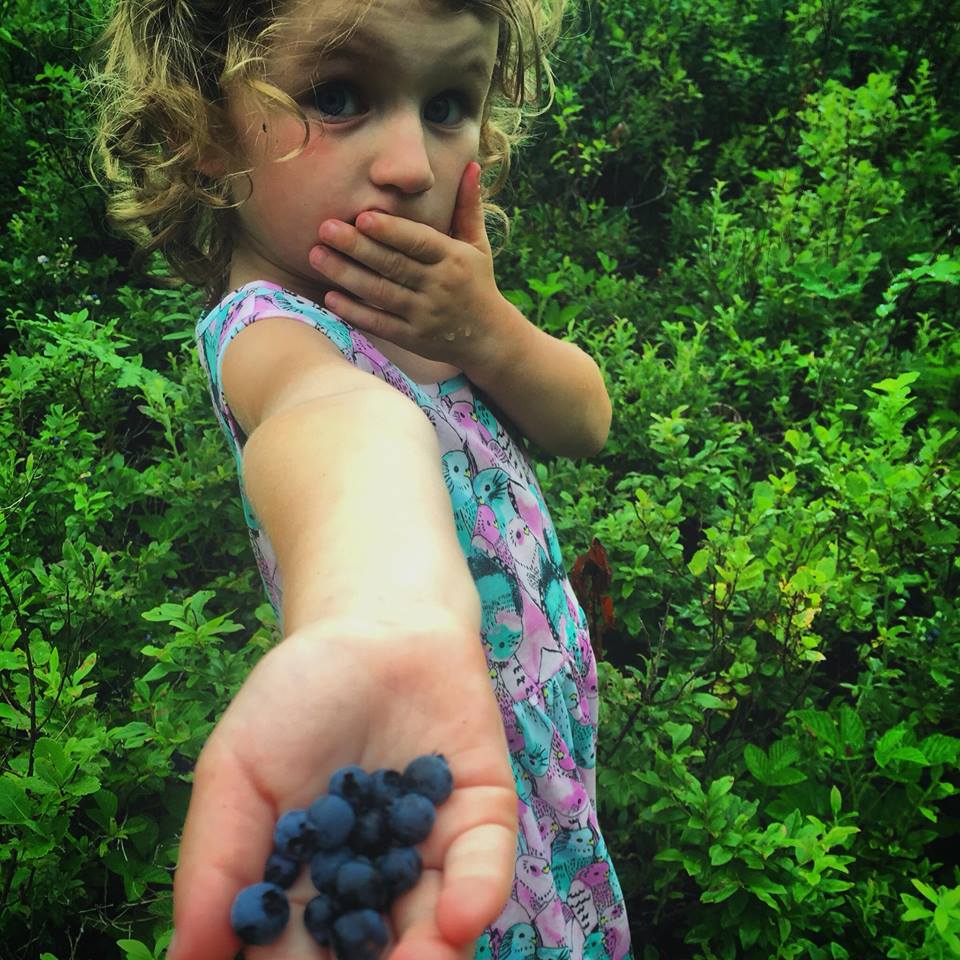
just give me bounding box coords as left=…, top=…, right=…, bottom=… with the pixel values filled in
left=95, top=1, right=631, bottom=958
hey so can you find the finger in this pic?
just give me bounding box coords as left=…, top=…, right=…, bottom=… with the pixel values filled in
left=390, top=869, right=473, bottom=960
left=169, top=743, right=276, bottom=960
left=323, top=290, right=415, bottom=349
left=315, top=220, right=427, bottom=288
left=352, top=211, right=448, bottom=265
left=449, top=163, right=486, bottom=249
left=416, top=786, right=517, bottom=945
left=311, top=246, right=417, bottom=318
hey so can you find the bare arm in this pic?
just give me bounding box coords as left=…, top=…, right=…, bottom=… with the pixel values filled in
left=221, top=316, right=482, bottom=633
left=306, top=164, right=612, bottom=459
left=461, top=297, right=612, bottom=459
left=169, top=317, right=517, bottom=960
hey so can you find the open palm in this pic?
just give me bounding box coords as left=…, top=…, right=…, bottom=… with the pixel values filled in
left=167, top=625, right=517, bottom=960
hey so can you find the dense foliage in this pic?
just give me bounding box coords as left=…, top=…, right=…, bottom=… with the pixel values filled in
left=1, top=0, right=957, bottom=958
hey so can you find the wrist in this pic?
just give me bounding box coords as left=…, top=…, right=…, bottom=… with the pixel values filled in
left=281, top=604, right=482, bottom=659
left=461, top=295, right=533, bottom=391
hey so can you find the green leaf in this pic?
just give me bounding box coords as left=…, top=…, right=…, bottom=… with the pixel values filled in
left=708, top=776, right=735, bottom=801
left=744, top=875, right=785, bottom=911
left=912, top=879, right=939, bottom=904
left=839, top=706, right=865, bottom=752
left=0, top=650, right=24, bottom=670
left=0, top=776, right=30, bottom=824
left=870, top=372, right=920, bottom=394
left=116, top=940, right=155, bottom=960
left=654, top=848, right=685, bottom=863
left=874, top=725, right=908, bottom=766
left=794, top=709, right=842, bottom=753
left=664, top=722, right=693, bottom=750
left=888, top=747, right=928, bottom=765
left=688, top=548, right=710, bottom=577
left=692, top=693, right=727, bottom=709
left=920, top=733, right=960, bottom=765
left=744, top=743, right=768, bottom=782
left=66, top=774, right=101, bottom=797
left=830, top=785, right=842, bottom=817
left=709, top=844, right=734, bottom=866
left=701, top=882, right=740, bottom=904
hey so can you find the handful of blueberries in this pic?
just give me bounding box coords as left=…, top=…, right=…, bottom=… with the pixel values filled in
left=230, top=753, right=453, bottom=957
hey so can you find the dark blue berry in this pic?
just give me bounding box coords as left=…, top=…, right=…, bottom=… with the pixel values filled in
left=403, top=754, right=454, bottom=805
left=368, top=768, right=405, bottom=806
left=336, top=859, right=387, bottom=911
left=264, top=851, right=300, bottom=888
left=309, top=847, right=352, bottom=894
left=350, top=807, right=389, bottom=855
left=230, top=882, right=289, bottom=945
left=329, top=765, right=372, bottom=808
left=332, top=908, right=389, bottom=960
left=308, top=793, right=356, bottom=849
left=388, top=793, right=436, bottom=845
left=376, top=846, right=422, bottom=897
left=274, top=809, right=320, bottom=861
left=304, top=893, right=338, bottom=946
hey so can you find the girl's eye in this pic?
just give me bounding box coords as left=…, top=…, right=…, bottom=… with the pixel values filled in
left=423, top=92, right=467, bottom=126
left=309, top=82, right=365, bottom=120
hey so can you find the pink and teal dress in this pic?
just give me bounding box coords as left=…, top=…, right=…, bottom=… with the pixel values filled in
left=196, top=281, right=632, bottom=960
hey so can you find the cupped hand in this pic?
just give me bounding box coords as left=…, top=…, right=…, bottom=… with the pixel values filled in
left=307, top=161, right=521, bottom=374
left=168, top=621, right=517, bottom=960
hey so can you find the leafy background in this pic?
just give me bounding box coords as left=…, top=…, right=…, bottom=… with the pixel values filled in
left=1, top=0, right=958, bottom=958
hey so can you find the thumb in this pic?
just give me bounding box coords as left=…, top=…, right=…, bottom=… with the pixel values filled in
left=168, top=745, right=274, bottom=960
left=449, top=162, right=487, bottom=249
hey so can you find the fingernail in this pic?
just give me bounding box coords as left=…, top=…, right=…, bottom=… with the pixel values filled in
left=319, top=222, right=337, bottom=242
left=311, top=247, right=328, bottom=267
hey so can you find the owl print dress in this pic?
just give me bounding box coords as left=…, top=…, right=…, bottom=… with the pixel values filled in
left=196, top=281, right=632, bottom=960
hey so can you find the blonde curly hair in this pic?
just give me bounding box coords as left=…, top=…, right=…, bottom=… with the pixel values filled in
left=91, top=0, right=569, bottom=303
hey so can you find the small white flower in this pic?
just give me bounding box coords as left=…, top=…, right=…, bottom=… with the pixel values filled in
left=36, top=254, right=49, bottom=264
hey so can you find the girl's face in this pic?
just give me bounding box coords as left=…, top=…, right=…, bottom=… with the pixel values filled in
left=225, top=0, right=500, bottom=300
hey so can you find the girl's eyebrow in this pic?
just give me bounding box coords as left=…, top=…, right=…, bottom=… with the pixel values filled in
left=291, top=27, right=493, bottom=80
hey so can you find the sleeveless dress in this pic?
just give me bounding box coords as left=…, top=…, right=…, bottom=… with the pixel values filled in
left=195, top=281, right=632, bottom=960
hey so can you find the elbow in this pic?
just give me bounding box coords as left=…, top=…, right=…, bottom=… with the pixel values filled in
left=558, top=394, right=611, bottom=459
left=581, top=381, right=612, bottom=458
left=584, top=406, right=612, bottom=458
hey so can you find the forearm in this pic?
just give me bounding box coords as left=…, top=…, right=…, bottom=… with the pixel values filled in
left=465, top=299, right=612, bottom=458
left=242, top=389, right=482, bottom=637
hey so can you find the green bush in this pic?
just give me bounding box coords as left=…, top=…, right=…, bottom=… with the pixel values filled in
left=0, top=0, right=957, bottom=957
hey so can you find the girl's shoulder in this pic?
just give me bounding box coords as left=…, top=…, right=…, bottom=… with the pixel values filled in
left=197, top=281, right=352, bottom=347
left=195, top=281, right=357, bottom=389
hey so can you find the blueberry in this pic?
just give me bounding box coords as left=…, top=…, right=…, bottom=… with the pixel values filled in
left=230, top=882, right=290, bottom=945
left=304, top=892, right=338, bottom=946
left=264, top=851, right=300, bottom=888
left=368, top=768, right=405, bottom=807
left=403, top=754, right=454, bottom=805
left=388, top=793, right=436, bottom=845
left=349, top=807, right=390, bottom=855
left=332, top=908, right=389, bottom=960
left=274, top=809, right=320, bottom=861
left=336, top=859, right=387, bottom=911
left=329, top=765, right=373, bottom=808
left=376, top=846, right=422, bottom=897
left=308, top=793, right=356, bottom=849
left=309, top=846, right=352, bottom=894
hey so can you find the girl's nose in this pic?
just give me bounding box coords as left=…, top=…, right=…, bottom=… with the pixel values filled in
left=368, top=110, right=436, bottom=195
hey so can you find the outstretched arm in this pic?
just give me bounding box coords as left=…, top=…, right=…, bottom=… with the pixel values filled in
left=309, top=162, right=612, bottom=458
left=169, top=319, right=517, bottom=960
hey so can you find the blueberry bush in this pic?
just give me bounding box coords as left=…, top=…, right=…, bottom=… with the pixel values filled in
left=0, top=0, right=957, bottom=958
